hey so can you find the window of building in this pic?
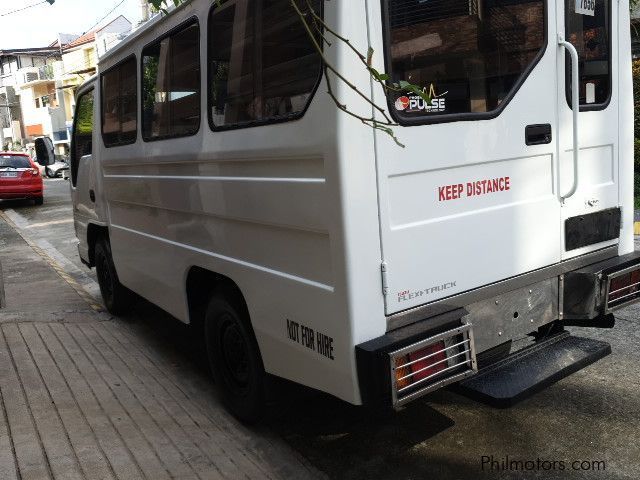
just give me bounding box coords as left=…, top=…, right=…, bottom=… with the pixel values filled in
left=142, top=20, right=201, bottom=141
left=101, top=56, right=138, bottom=147
left=208, top=0, right=322, bottom=129
left=565, top=0, right=610, bottom=109
left=385, top=0, right=546, bottom=122
left=71, top=89, right=94, bottom=187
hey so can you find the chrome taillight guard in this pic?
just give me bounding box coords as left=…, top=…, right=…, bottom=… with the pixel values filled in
left=604, top=264, right=640, bottom=313
left=389, top=324, right=478, bottom=408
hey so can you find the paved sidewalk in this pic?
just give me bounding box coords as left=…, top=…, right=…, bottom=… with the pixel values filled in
left=0, top=214, right=321, bottom=480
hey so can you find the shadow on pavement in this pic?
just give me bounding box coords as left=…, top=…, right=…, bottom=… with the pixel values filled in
left=122, top=295, right=469, bottom=480
left=0, top=198, right=37, bottom=210
left=265, top=391, right=457, bottom=480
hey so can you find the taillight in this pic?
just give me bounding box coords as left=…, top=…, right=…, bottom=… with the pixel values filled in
left=389, top=325, right=477, bottom=407
left=607, top=268, right=640, bottom=309
left=394, top=341, right=448, bottom=390
left=20, top=169, right=40, bottom=178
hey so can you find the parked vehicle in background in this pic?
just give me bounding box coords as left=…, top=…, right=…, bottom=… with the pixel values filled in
left=0, top=153, right=44, bottom=205
left=45, top=155, right=70, bottom=178
left=71, top=0, right=639, bottom=423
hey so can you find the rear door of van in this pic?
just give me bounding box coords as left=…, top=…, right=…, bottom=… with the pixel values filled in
left=367, top=0, right=620, bottom=315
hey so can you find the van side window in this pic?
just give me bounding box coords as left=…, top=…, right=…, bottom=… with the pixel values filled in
left=142, top=21, right=201, bottom=141
left=565, top=0, right=610, bottom=108
left=385, top=0, right=546, bottom=121
left=208, top=0, right=322, bottom=129
left=71, top=89, right=94, bottom=187
left=101, top=56, right=137, bottom=147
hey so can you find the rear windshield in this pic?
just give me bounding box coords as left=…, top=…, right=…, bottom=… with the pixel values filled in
left=385, top=0, right=546, bottom=121
left=0, top=155, right=31, bottom=168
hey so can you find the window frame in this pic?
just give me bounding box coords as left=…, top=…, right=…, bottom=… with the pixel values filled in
left=100, top=54, right=138, bottom=148
left=140, top=17, right=202, bottom=143
left=564, top=0, right=612, bottom=112
left=206, top=0, right=324, bottom=132
left=70, top=86, right=95, bottom=187
left=380, top=0, right=549, bottom=126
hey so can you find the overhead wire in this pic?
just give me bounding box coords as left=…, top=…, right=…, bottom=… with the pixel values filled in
left=0, top=0, right=48, bottom=18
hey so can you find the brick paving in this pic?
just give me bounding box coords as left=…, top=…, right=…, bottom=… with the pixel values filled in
left=0, top=213, right=322, bottom=480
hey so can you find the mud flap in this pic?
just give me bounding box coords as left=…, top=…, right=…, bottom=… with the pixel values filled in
left=455, top=332, right=611, bottom=407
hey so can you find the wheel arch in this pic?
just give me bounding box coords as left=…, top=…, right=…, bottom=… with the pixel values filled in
left=86, top=223, right=109, bottom=268
left=185, top=266, right=252, bottom=332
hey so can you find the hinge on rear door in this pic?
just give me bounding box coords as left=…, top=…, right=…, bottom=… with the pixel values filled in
left=381, top=262, right=389, bottom=296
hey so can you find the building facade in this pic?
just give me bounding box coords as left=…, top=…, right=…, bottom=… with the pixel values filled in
left=0, top=16, right=133, bottom=155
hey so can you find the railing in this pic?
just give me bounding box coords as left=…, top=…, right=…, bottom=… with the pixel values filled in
left=18, top=65, right=55, bottom=85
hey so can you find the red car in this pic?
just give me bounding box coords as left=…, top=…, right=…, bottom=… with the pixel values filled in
left=0, top=152, right=43, bottom=205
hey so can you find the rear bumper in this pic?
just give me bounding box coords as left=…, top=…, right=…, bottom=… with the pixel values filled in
left=0, top=185, right=43, bottom=199
left=357, top=251, right=640, bottom=408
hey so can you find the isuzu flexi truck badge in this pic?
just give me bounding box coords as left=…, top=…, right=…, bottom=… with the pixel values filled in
left=70, top=0, right=638, bottom=421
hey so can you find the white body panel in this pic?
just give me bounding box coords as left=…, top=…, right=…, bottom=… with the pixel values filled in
left=557, top=0, right=621, bottom=260
left=367, top=0, right=631, bottom=315
left=71, top=0, right=633, bottom=405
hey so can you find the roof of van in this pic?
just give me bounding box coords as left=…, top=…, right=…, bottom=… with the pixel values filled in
left=74, top=3, right=187, bottom=94
left=98, top=1, right=188, bottom=66
left=76, top=74, right=97, bottom=94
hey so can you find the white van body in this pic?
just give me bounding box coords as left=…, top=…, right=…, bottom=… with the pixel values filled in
left=71, top=0, right=637, bottom=409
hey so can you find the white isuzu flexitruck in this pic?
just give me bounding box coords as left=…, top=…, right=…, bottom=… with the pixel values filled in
left=67, top=0, right=639, bottom=421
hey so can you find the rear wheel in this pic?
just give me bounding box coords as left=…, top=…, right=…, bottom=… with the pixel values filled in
left=34, top=196, right=43, bottom=206
left=95, top=237, right=133, bottom=315
left=205, top=295, right=266, bottom=423
left=45, top=167, right=55, bottom=178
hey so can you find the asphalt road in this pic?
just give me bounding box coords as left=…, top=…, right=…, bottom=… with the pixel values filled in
left=1, top=178, right=640, bottom=480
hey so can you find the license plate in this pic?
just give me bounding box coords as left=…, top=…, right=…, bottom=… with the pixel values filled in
left=0, top=172, right=18, bottom=178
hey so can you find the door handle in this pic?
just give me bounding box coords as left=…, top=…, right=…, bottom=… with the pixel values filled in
left=525, top=124, right=552, bottom=145
left=558, top=35, right=580, bottom=203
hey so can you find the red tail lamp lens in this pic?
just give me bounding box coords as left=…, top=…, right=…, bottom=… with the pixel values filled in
left=395, top=341, right=447, bottom=389
left=609, top=269, right=640, bottom=302
left=409, top=342, right=447, bottom=382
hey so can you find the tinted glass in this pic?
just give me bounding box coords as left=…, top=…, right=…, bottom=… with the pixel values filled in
left=72, top=90, right=94, bottom=186
left=142, top=22, right=201, bottom=140
left=0, top=155, right=30, bottom=168
left=565, top=0, right=610, bottom=107
left=209, top=0, right=322, bottom=128
left=386, top=0, right=546, bottom=119
left=101, top=57, right=137, bottom=146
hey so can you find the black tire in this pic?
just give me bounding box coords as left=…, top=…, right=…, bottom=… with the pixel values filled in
left=34, top=196, right=43, bottom=206
left=45, top=168, right=55, bottom=178
left=95, top=237, right=134, bottom=315
left=205, top=295, right=266, bottom=423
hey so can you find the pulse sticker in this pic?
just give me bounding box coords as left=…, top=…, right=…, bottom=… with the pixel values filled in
left=394, top=84, right=448, bottom=113
left=395, top=96, right=410, bottom=111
